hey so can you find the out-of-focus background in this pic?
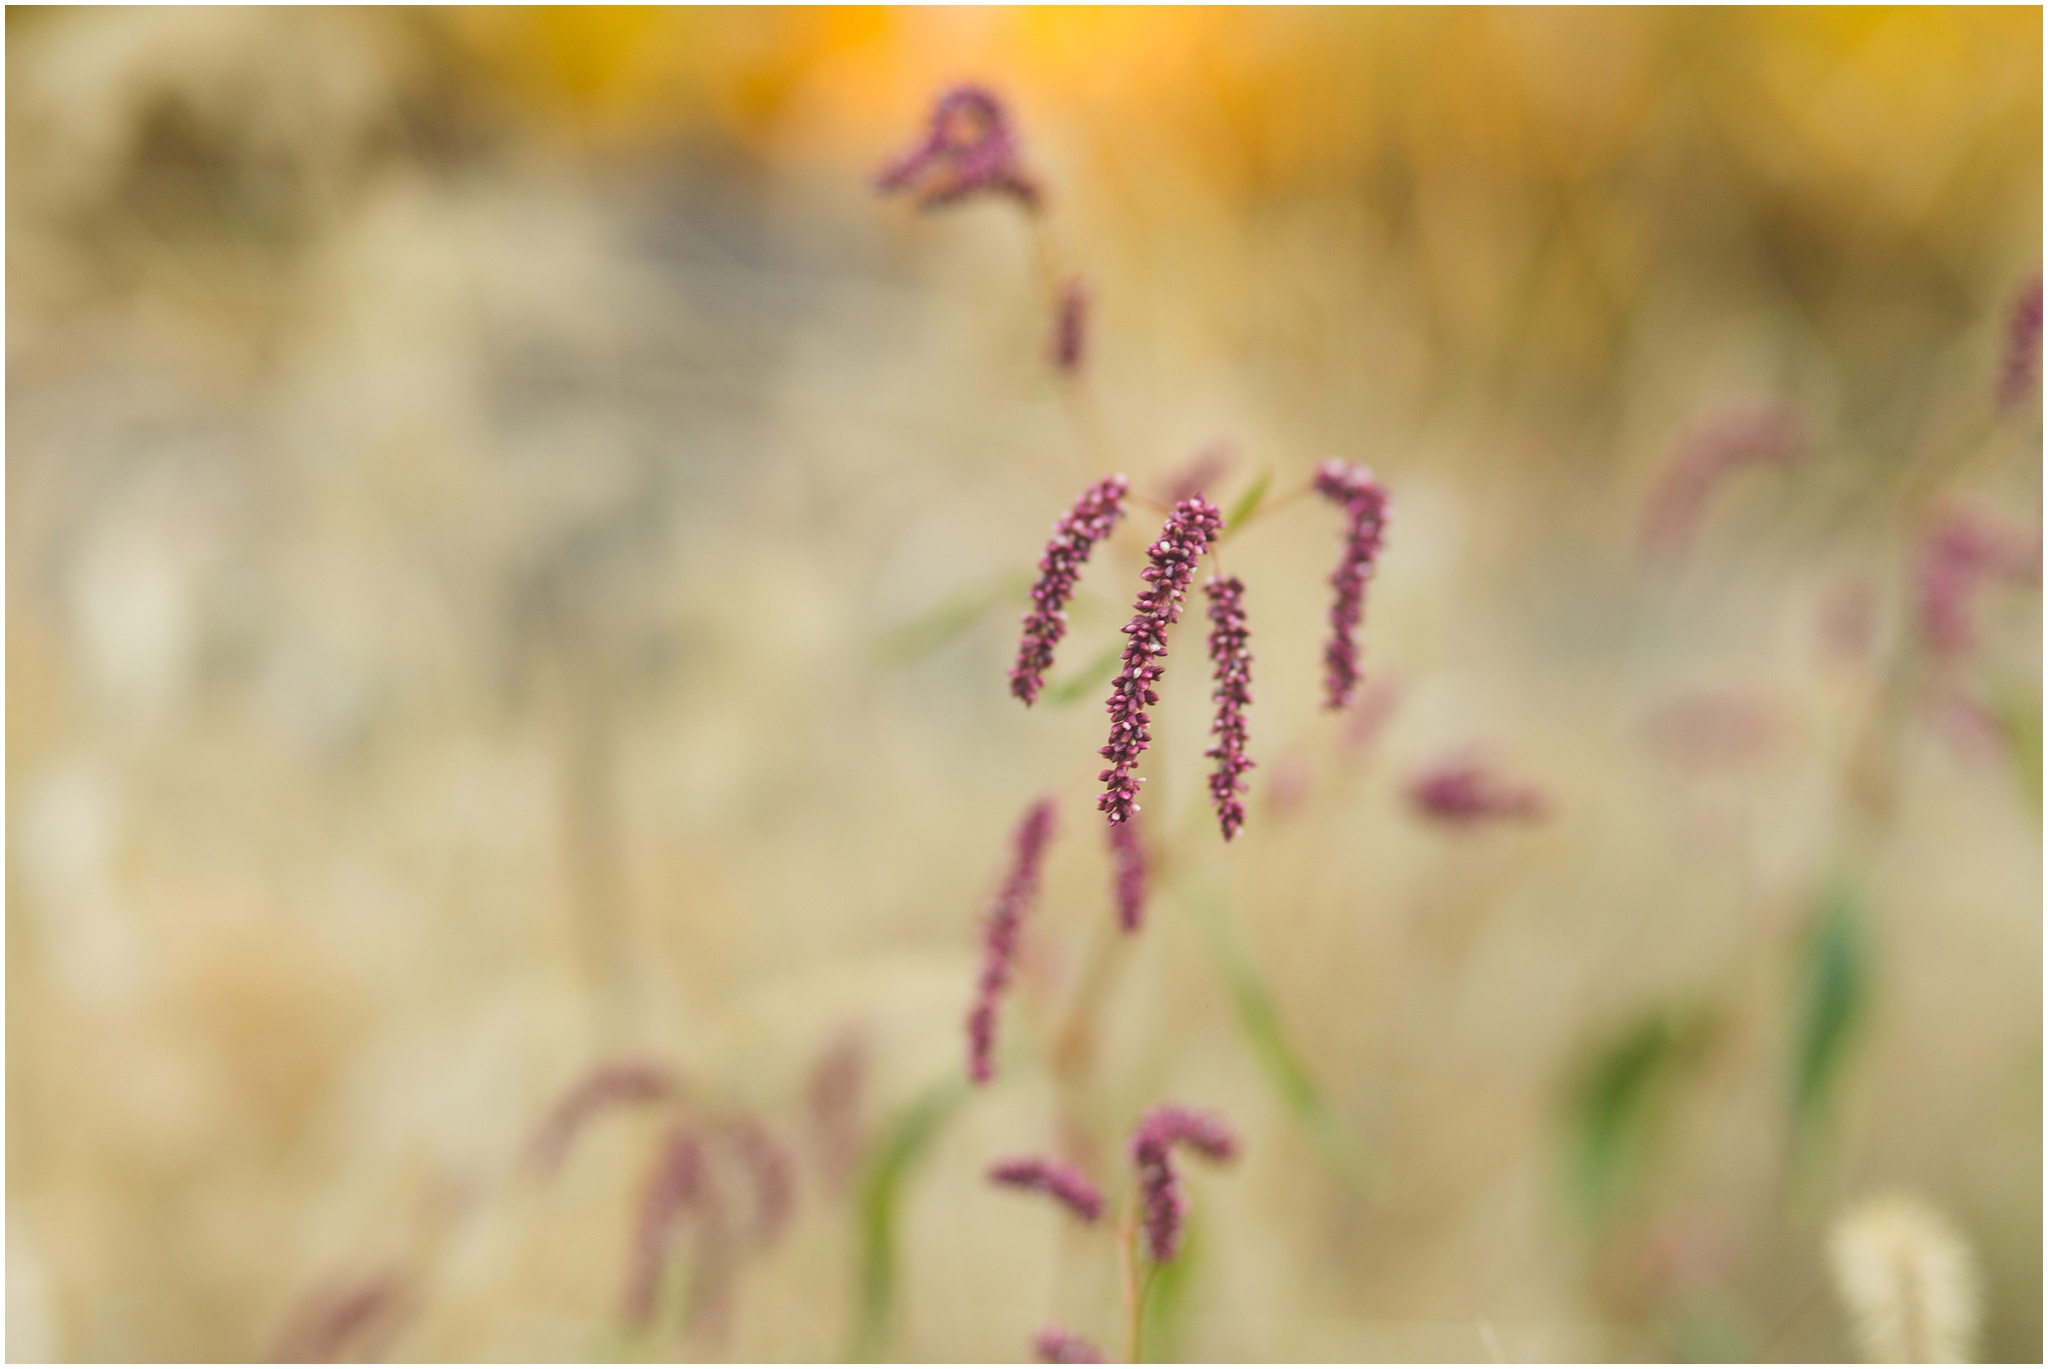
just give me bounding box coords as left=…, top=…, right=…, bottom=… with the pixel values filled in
left=6, top=7, right=2040, bottom=1362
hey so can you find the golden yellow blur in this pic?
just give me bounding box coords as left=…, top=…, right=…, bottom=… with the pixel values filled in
left=7, top=7, right=2040, bottom=1363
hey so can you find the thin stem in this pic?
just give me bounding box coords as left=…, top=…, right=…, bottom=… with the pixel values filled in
left=1119, top=1202, right=1145, bottom=1364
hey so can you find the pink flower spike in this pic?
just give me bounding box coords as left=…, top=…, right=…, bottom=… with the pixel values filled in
left=966, top=797, right=1059, bottom=1085
left=1051, top=278, right=1090, bottom=375
left=1408, top=758, right=1549, bottom=827
left=874, top=85, right=1042, bottom=212
left=1163, top=441, right=1236, bottom=505
left=1312, top=460, right=1390, bottom=711
left=1107, top=810, right=1148, bottom=933
left=527, top=1060, right=681, bottom=1176
left=1204, top=575, right=1255, bottom=841
left=988, top=1155, right=1105, bottom=1223
left=1012, top=476, right=1130, bottom=705
left=1639, top=406, right=1804, bottom=564
left=622, top=1127, right=704, bottom=1326
left=1916, top=506, right=2042, bottom=657
left=1099, top=497, right=1226, bottom=825
left=1130, top=1104, right=1238, bottom=1263
left=1998, top=270, right=2043, bottom=411
left=1034, top=1325, right=1106, bottom=1363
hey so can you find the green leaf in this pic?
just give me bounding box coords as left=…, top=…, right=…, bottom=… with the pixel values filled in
left=846, top=1075, right=972, bottom=1362
left=878, top=574, right=1028, bottom=666
left=1222, top=468, right=1273, bottom=539
left=1790, top=882, right=1868, bottom=1135
left=1984, top=675, right=2043, bottom=815
left=1176, top=872, right=1382, bottom=1195
left=1564, top=1001, right=1716, bottom=1224
left=1043, top=639, right=1124, bottom=708
left=1139, top=1209, right=1200, bottom=1362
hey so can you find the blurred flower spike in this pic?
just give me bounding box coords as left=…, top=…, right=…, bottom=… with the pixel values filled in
left=1640, top=405, right=1805, bottom=564
left=1131, top=1104, right=1238, bottom=1263
left=1034, top=1325, right=1106, bottom=1363
left=1107, top=811, right=1148, bottom=933
left=967, top=797, right=1060, bottom=1084
left=1313, top=459, right=1391, bottom=711
left=1997, top=270, right=2043, bottom=411
left=988, top=1155, right=1105, bottom=1223
left=1916, top=505, right=2043, bottom=658
left=875, top=84, right=1042, bottom=212
left=1052, top=278, right=1090, bottom=374
left=1408, top=758, right=1550, bottom=826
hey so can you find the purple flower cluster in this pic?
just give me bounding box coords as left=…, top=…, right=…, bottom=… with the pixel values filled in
left=527, top=1060, right=681, bottom=1176
left=1011, top=475, right=1130, bottom=705
left=1312, top=459, right=1391, bottom=712
left=623, top=1127, right=704, bottom=1326
left=874, top=85, right=1041, bottom=212
left=1917, top=506, right=2043, bottom=657
left=1639, top=406, right=1804, bottom=563
left=1408, top=759, right=1549, bottom=826
left=1106, top=811, right=1148, bottom=933
left=1099, top=497, right=1225, bottom=825
left=1130, top=1104, right=1238, bottom=1264
left=987, top=1155, right=1105, bottom=1223
left=1051, top=277, right=1090, bottom=375
left=967, top=797, right=1059, bottom=1085
left=1033, top=1325, right=1106, bottom=1363
left=1203, top=575, right=1255, bottom=841
left=1998, top=271, right=2043, bottom=411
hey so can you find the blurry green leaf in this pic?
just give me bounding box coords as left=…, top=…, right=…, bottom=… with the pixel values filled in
left=1984, top=675, right=2042, bottom=815
left=1790, top=882, right=1868, bottom=1136
left=1043, top=639, right=1123, bottom=707
left=847, top=1075, right=971, bottom=1361
left=1222, top=468, right=1273, bottom=537
left=1176, top=872, right=1382, bottom=1195
left=1564, top=1001, right=1716, bottom=1224
left=1139, top=1209, right=1200, bottom=1362
left=878, top=573, right=1028, bottom=666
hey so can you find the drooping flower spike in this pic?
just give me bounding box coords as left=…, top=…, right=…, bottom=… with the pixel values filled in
left=874, top=85, right=1042, bottom=212
left=1012, top=476, right=1129, bottom=705
left=987, top=1155, right=1105, bottom=1223
left=1130, top=1104, right=1238, bottom=1264
left=966, top=797, right=1059, bottom=1085
left=1034, top=1325, right=1106, bottom=1363
left=1106, top=811, right=1147, bottom=933
left=1051, top=277, right=1090, bottom=375
left=1203, top=575, right=1255, bottom=841
left=1312, top=460, right=1390, bottom=712
left=1099, top=497, right=1225, bottom=825
left=1639, top=406, right=1804, bottom=563
left=1408, top=758, right=1549, bottom=826
left=1916, top=505, right=2043, bottom=658
left=1997, top=271, right=2043, bottom=411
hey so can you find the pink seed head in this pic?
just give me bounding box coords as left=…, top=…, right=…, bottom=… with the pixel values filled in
left=1012, top=475, right=1130, bottom=705
left=1099, top=497, right=1225, bottom=825
left=1408, top=758, right=1549, bottom=827
left=1312, top=460, right=1390, bottom=711
left=1130, top=1104, right=1238, bottom=1263
left=874, top=84, right=1042, bottom=213
left=1106, top=810, right=1148, bottom=933
left=1034, top=1325, right=1106, bottom=1363
left=1998, top=270, right=2043, bottom=411
left=1203, top=575, right=1255, bottom=841
left=987, top=1155, right=1105, bottom=1223
left=623, top=1127, right=705, bottom=1326
left=1051, top=278, right=1090, bottom=375
left=1916, top=505, right=2043, bottom=658
left=527, top=1060, right=681, bottom=1176
left=1639, top=406, right=1804, bottom=564
left=966, top=797, right=1059, bottom=1085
